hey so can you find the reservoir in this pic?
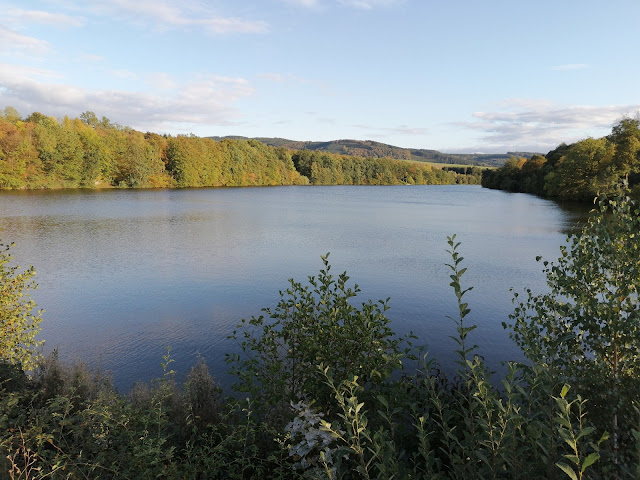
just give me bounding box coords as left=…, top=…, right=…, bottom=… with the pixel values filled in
left=0, top=185, right=587, bottom=391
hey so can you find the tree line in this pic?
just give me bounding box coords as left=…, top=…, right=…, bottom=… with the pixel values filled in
left=481, top=116, right=640, bottom=201
left=0, top=107, right=480, bottom=190
left=292, top=149, right=482, bottom=185
left=0, top=107, right=308, bottom=189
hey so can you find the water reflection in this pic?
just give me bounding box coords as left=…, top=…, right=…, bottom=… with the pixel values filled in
left=0, top=186, right=589, bottom=390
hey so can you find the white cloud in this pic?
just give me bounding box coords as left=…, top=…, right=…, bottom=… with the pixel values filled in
left=199, top=16, right=268, bottom=35
left=551, top=63, right=589, bottom=71
left=0, top=64, right=254, bottom=132
left=455, top=99, right=640, bottom=152
left=281, top=0, right=401, bottom=8
left=0, top=6, right=83, bottom=57
left=258, top=73, right=286, bottom=82
left=390, top=125, right=429, bottom=135
left=318, top=117, right=336, bottom=124
left=75, top=0, right=268, bottom=34
left=111, top=69, right=138, bottom=80
left=257, top=72, right=335, bottom=97
left=145, top=72, right=177, bottom=91
left=339, top=0, right=403, bottom=9
left=78, top=53, right=105, bottom=63
left=258, top=72, right=308, bottom=84
left=5, top=7, right=85, bottom=28
left=281, top=0, right=321, bottom=7
left=354, top=123, right=428, bottom=137
left=0, top=25, right=50, bottom=55
left=0, top=63, right=61, bottom=80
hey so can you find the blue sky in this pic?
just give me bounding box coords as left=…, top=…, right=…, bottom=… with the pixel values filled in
left=1, top=0, right=639, bottom=153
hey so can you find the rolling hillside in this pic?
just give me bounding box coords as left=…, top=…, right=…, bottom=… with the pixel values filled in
left=208, top=136, right=539, bottom=167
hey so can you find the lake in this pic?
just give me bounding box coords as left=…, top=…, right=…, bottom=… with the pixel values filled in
left=0, top=185, right=588, bottom=391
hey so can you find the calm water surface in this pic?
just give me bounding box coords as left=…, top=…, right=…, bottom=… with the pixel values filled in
left=0, top=185, right=587, bottom=390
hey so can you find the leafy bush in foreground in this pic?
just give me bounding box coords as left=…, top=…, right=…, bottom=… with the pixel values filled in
left=0, top=242, right=42, bottom=370
left=508, top=186, right=640, bottom=475
left=1, top=189, right=640, bottom=478
left=226, top=255, right=412, bottom=429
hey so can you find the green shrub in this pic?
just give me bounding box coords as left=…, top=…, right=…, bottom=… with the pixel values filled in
left=227, top=254, right=412, bottom=427
left=0, top=241, right=42, bottom=370
left=508, top=186, right=640, bottom=475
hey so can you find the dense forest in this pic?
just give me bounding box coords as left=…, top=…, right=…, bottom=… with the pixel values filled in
left=481, top=116, right=640, bottom=201
left=211, top=135, right=537, bottom=167
left=0, top=107, right=480, bottom=190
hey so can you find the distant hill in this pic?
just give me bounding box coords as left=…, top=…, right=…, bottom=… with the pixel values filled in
left=208, top=136, right=540, bottom=167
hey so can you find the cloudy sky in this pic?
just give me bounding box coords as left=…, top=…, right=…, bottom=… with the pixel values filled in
left=1, top=0, right=639, bottom=153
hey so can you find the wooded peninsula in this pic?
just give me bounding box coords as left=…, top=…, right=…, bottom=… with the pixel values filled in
left=482, top=116, right=640, bottom=201
left=0, top=107, right=481, bottom=190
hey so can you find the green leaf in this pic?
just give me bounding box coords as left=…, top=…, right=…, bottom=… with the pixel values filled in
left=563, top=454, right=579, bottom=466
left=581, top=452, right=599, bottom=473
left=598, top=431, right=610, bottom=444
left=576, top=426, right=594, bottom=439
left=555, top=462, right=578, bottom=480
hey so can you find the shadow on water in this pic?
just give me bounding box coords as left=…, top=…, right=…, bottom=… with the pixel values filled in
left=554, top=199, right=593, bottom=234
